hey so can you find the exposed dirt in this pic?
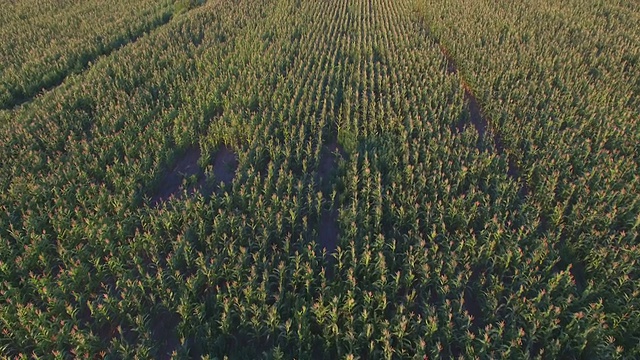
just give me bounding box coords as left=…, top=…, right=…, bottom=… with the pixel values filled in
left=440, top=44, right=494, bottom=152
left=212, top=145, right=238, bottom=186
left=151, top=147, right=202, bottom=206
left=463, top=267, right=485, bottom=332
left=151, top=145, right=238, bottom=206
left=464, top=91, right=488, bottom=142
left=151, top=310, right=181, bottom=360
left=318, top=208, right=339, bottom=254
left=317, top=141, right=347, bottom=182
left=315, top=142, right=345, bottom=255
left=439, top=44, right=458, bottom=76
left=200, top=145, right=239, bottom=198
left=438, top=43, right=523, bottom=185
left=432, top=30, right=591, bottom=349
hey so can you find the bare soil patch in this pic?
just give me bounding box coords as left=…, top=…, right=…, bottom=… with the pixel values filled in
left=315, top=142, right=346, bottom=255
left=212, top=145, right=238, bottom=186
left=151, top=310, right=181, bottom=360
left=199, top=145, right=238, bottom=198
left=439, top=44, right=458, bottom=76
left=318, top=209, right=339, bottom=254
left=464, top=267, right=485, bottom=331
left=441, top=45, right=490, bottom=145
left=151, top=147, right=202, bottom=206
left=317, top=141, right=346, bottom=182
left=464, top=91, right=488, bottom=142
left=151, top=145, right=238, bottom=206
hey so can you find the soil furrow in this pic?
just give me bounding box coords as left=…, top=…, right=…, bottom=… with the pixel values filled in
left=437, top=42, right=523, bottom=188
left=3, top=5, right=204, bottom=111
left=435, top=36, right=587, bottom=295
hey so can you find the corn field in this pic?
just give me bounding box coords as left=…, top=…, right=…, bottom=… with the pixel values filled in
left=0, top=0, right=638, bottom=358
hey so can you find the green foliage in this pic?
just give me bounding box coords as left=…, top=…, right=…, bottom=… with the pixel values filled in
left=0, top=0, right=638, bottom=358
left=0, top=0, right=183, bottom=110
left=175, top=0, right=205, bottom=15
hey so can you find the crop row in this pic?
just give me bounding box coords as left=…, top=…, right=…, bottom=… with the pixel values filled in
left=415, top=0, right=640, bottom=355
left=1, top=0, right=638, bottom=358
left=0, top=0, right=205, bottom=109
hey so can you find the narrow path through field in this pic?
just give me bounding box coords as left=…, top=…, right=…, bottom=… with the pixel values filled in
left=271, top=0, right=348, bottom=265
left=433, top=33, right=586, bottom=295
left=435, top=39, right=531, bottom=197
left=151, top=146, right=202, bottom=206
left=150, top=145, right=238, bottom=206
left=3, top=5, right=204, bottom=111
left=316, top=142, right=346, bottom=255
